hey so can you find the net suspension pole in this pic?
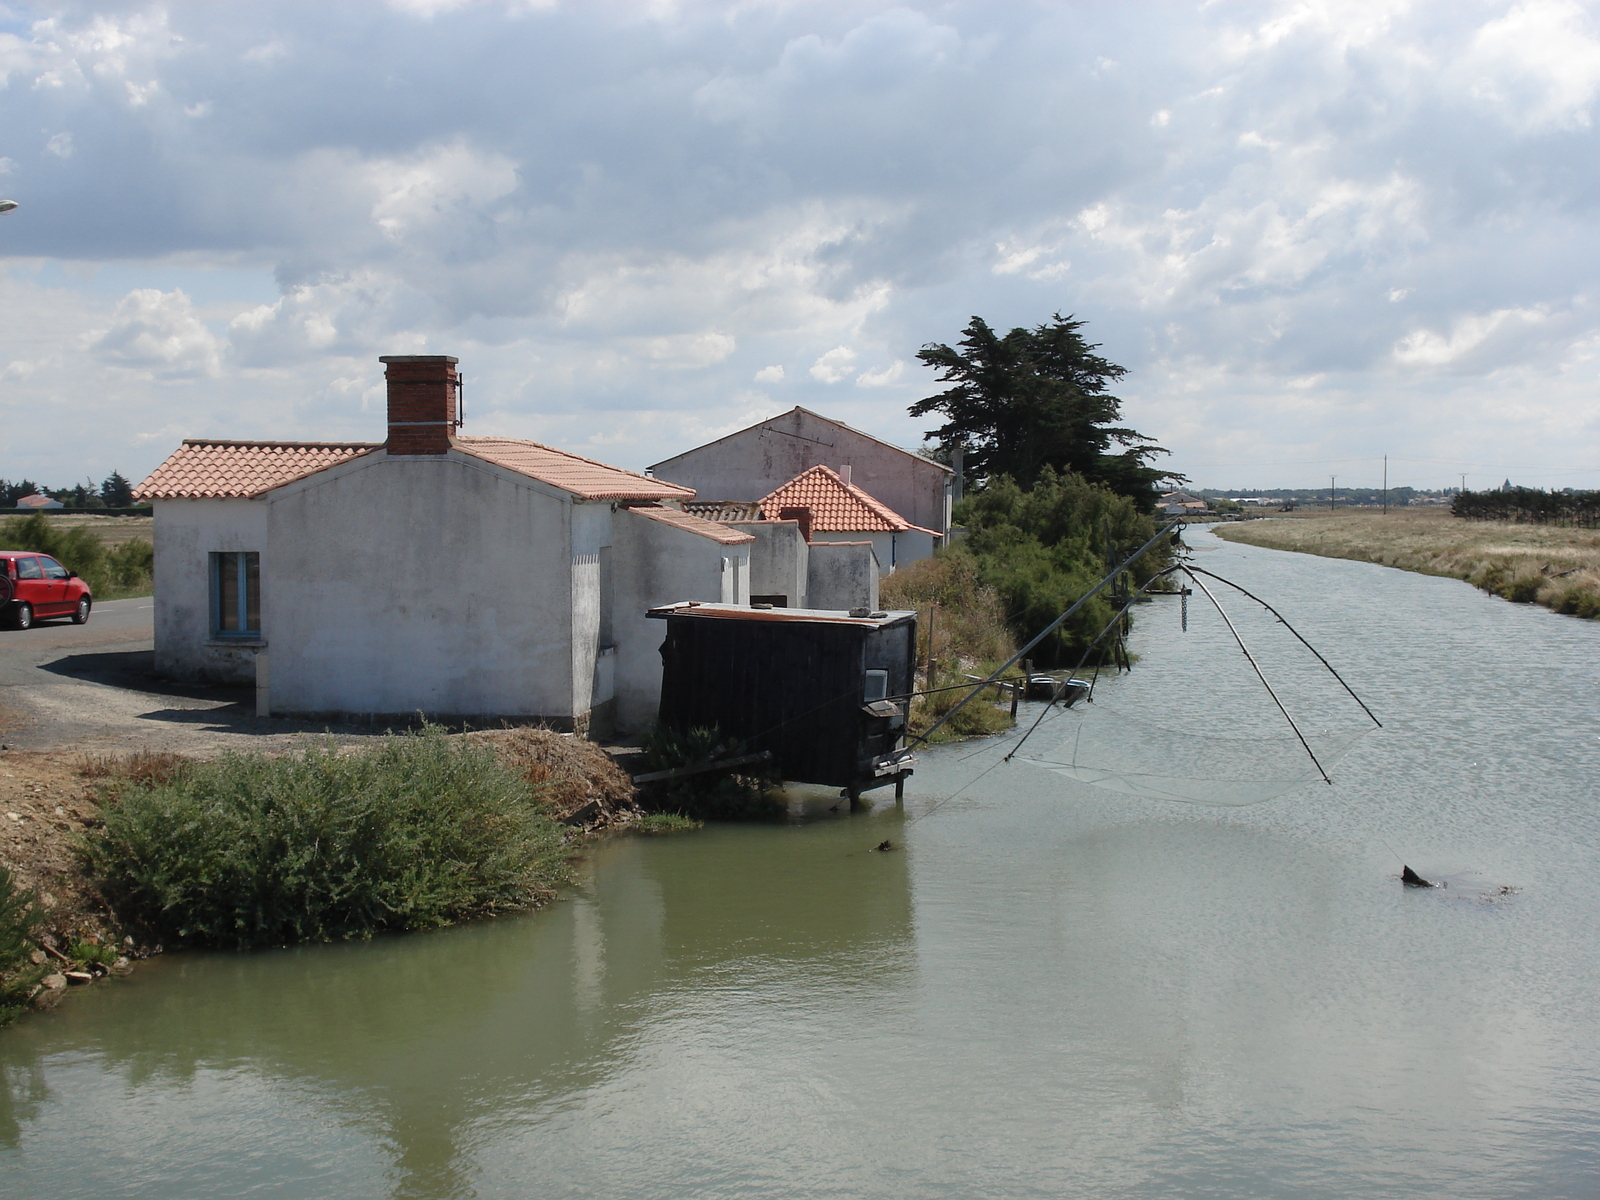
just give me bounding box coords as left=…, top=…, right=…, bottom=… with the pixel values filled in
left=1183, top=569, right=1333, bottom=784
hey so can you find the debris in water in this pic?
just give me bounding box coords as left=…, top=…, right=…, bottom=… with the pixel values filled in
left=1401, top=865, right=1434, bottom=888
left=873, top=840, right=896, bottom=852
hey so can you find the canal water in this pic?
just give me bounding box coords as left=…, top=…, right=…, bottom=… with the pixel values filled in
left=3, top=530, right=1598, bottom=1198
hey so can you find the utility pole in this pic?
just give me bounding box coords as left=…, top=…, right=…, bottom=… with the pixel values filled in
left=1383, top=455, right=1388, bottom=515
left=1460, top=472, right=1467, bottom=495
left=1330, top=475, right=1336, bottom=512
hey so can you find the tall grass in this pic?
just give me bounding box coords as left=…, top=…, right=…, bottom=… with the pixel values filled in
left=0, top=867, right=46, bottom=1025
left=80, top=728, right=570, bottom=949
left=0, top=513, right=153, bottom=599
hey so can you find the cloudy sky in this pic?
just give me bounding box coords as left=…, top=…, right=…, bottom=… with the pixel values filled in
left=2, top=0, right=1598, bottom=493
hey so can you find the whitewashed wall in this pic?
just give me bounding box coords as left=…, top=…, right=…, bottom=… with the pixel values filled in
left=806, top=542, right=880, bottom=611
left=262, top=452, right=580, bottom=722
left=151, top=497, right=269, bottom=684
left=723, top=520, right=808, bottom=606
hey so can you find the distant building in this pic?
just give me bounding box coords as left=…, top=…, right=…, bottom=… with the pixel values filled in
left=649, top=406, right=954, bottom=539
left=14, top=494, right=63, bottom=510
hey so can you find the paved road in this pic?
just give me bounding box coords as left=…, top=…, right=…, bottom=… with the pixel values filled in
left=0, top=597, right=363, bottom=755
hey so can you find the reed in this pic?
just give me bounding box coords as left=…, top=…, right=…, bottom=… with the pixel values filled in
left=1214, top=508, right=1600, bottom=617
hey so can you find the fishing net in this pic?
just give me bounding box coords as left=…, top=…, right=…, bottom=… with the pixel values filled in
left=997, top=556, right=1381, bottom=807
left=1020, top=701, right=1373, bottom=806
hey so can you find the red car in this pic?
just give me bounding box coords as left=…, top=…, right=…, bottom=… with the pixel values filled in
left=0, top=551, right=93, bottom=630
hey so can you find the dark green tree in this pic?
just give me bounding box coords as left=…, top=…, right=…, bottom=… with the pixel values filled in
left=100, top=470, right=133, bottom=507
left=912, top=314, right=1178, bottom=509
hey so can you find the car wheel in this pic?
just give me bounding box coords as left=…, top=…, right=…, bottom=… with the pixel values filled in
left=13, top=603, right=32, bottom=631
left=72, top=595, right=92, bottom=624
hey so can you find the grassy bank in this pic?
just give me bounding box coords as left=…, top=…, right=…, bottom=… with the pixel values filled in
left=1213, top=508, right=1600, bottom=617
left=881, top=553, right=1019, bottom=742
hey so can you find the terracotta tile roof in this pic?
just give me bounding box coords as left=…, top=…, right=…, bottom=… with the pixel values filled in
left=626, top=505, right=755, bottom=545
left=456, top=437, right=695, bottom=501
left=759, top=465, right=940, bottom=535
left=682, top=500, right=764, bottom=522
left=136, top=436, right=696, bottom=503
left=134, top=441, right=380, bottom=500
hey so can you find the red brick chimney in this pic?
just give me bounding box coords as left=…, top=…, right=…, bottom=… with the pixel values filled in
left=778, top=505, right=813, bottom=542
left=380, top=355, right=458, bottom=455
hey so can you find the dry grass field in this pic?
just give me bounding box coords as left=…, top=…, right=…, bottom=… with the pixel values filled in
left=31, top=513, right=153, bottom=549
left=1213, top=507, right=1600, bottom=618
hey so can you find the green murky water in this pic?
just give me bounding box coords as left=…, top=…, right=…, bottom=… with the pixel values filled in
left=3, top=530, right=1598, bottom=1198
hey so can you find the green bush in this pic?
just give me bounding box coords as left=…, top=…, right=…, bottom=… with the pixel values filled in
left=952, top=467, right=1166, bottom=666
left=80, top=729, right=570, bottom=949
left=0, top=867, right=46, bottom=1025
left=1500, top=576, right=1543, bottom=604
left=636, top=726, right=784, bottom=821
left=0, top=513, right=153, bottom=599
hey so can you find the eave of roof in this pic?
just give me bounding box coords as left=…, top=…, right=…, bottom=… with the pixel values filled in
left=456, top=437, right=695, bottom=501
left=626, top=504, right=756, bottom=545
left=134, top=440, right=381, bottom=500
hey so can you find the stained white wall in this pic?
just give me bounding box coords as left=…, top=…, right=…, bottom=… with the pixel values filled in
left=611, top=509, right=751, bottom=735
left=263, top=452, right=580, bottom=721
left=807, top=542, right=880, bottom=611
left=151, top=497, right=269, bottom=684
left=723, top=520, right=808, bottom=606
left=650, top=409, right=952, bottom=535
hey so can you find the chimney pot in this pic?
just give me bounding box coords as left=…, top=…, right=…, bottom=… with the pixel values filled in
left=380, top=354, right=459, bottom=456
left=840, top=464, right=852, bottom=486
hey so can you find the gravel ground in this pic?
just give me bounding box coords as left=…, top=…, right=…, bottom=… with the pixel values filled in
left=0, top=596, right=376, bottom=756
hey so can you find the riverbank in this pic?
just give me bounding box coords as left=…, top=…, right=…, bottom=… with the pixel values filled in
left=1214, top=507, right=1600, bottom=617
left=0, top=728, right=643, bottom=1014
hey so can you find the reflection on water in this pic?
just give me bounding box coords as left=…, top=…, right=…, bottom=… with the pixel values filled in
left=3, top=529, right=1600, bottom=1198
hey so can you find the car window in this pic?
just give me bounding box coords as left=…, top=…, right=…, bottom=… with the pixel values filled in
left=15, top=557, right=43, bottom=580
left=39, top=557, right=69, bottom=581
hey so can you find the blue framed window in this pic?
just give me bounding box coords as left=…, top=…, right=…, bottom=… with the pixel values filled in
left=211, top=551, right=260, bottom=637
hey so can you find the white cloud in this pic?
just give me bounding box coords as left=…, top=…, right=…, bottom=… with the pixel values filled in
left=1, top=1, right=1599, bottom=491
left=810, top=346, right=857, bottom=383
left=856, top=360, right=905, bottom=387
left=89, top=288, right=223, bottom=377
left=1392, top=307, right=1549, bottom=368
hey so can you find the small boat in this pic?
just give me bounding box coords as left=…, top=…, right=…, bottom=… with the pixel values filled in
left=1027, top=675, right=1092, bottom=705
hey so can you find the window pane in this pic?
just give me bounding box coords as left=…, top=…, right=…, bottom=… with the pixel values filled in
left=218, top=553, right=240, bottom=631
left=40, top=557, right=69, bottom=580
left=863, top=669, right=889, bottom=702
left=16, top=557, right=42, bottom=580
left=244, top=553, right=260, bottom=633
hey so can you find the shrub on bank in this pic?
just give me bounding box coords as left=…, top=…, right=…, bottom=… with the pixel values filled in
left=635, top=726, right=784, bottom=821
left=0, top=867, right=47, bottom=1025
left=80, top=729, right=570, bottom=949
left=0, top=513, right=154, bottom=599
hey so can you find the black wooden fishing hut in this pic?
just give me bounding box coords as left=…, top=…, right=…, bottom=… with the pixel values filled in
left=648, top=602, right=918, bottom=797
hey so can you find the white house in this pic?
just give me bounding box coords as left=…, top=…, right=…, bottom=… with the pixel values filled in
left=757, top=464, right=940, bottom=575
left=648, top=406, right=954, bottom=538
left=134, top=355, right=751, bottom=737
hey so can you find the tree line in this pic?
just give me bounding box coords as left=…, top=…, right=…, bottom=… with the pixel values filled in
left=1, top=471, right=140, bottom=509
left=1452, top=488, right=1600, bottom=527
